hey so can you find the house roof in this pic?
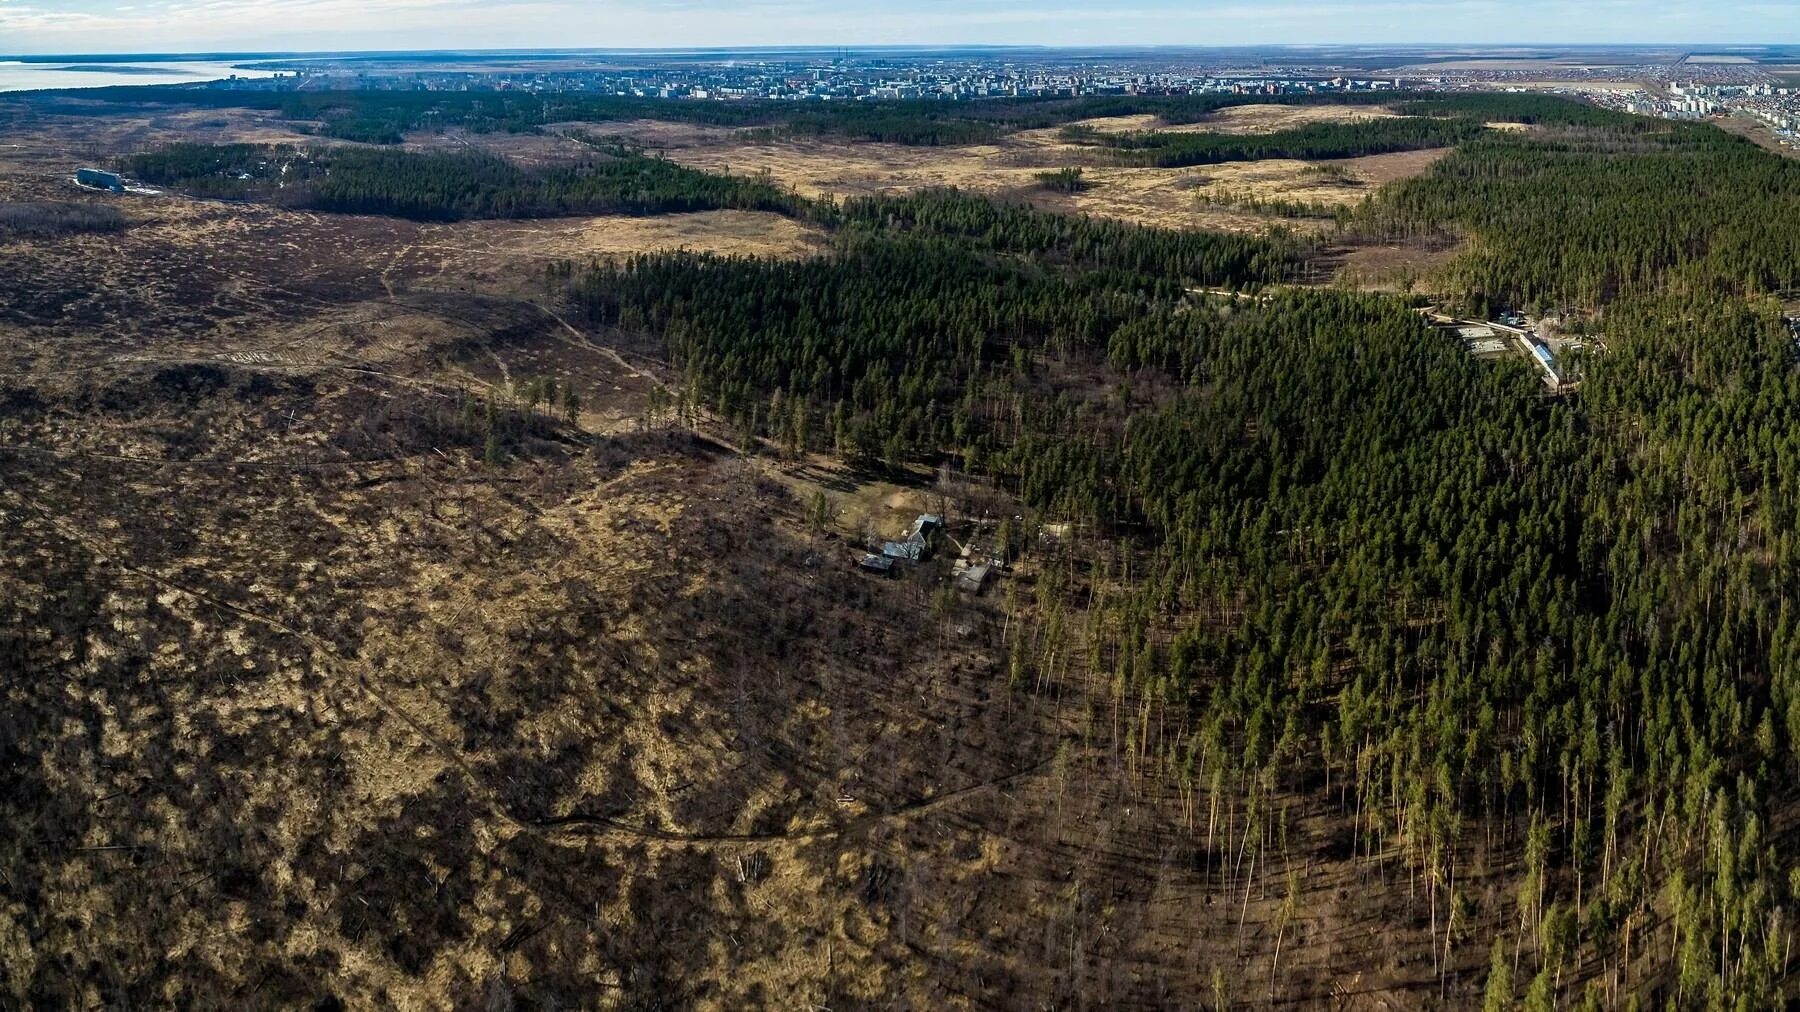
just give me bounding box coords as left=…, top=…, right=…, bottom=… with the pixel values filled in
left=955, top=564, right=991, bottom=592
left=908, top=513, right=943, bottom=536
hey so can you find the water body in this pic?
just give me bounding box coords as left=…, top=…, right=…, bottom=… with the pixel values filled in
left=0, top=60, right=281, bottom=93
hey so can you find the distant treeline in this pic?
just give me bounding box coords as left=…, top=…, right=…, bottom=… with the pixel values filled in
left=122, top=140, right=807, bottom=220
left=27, top=85, right=1617, bottom=147
left=1057, top=93, right=1636, bottom=170
left=1390, top=91, right=1645, bottom=128
left=26, top=86, right=1082, bottom=145
left=1069, top=115, right=1488, bottom=168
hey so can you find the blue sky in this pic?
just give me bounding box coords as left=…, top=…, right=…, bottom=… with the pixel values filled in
left=2, top=1, right=1797, bottom=56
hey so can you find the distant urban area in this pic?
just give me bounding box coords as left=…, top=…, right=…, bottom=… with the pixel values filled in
left=145, top=45, right=1800, bottom=146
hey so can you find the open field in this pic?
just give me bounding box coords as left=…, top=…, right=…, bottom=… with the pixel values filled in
left=0, top=102, right=322, bottom=162
left=1196, top=147, right=1451, bottom=198
left=1329, top=236, right=1466, bottom=291
left=419, top=211, right=827, bottom=273
left=1394, top=58, right=1626, bottom=71
left=1058, top=104, right=1403, bottom=135
left=1199, top=103, right=1403, bottom=132
left=576, top=111, right=1449, bottom=235
left=1033, top=148, right=1449, bottom=234
left=401, top=126, right=604, bottom=168
left=589, top=123, right=1034, bottom=197
left=1715, top=113, right=1800, bottom=160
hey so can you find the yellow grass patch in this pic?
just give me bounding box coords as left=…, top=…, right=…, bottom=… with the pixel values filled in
left=425, top=210, right=827, bottom=263
left=1337, top=147, right=1454, bottom=184
left=1050, top=105, right=1402, bottom=136
left=572, top=113, right=1451, bottom=234
left=1190, top=104, right=1404, bottom=133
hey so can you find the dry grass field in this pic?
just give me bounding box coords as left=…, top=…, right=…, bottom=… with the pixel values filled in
left=1061, top=104, right=1403, bottom=135
left=416, top=211, right=827, bottom=277
left=0, top=98, right=1035, bottom=1008
left=1389, top=57, right=1633, bottom=71
left=1714, top=113, right=1800, bottom=161
left=0, top=102, right=322, bottom=166
left=1187, top=149, right=1448, bottom=204
left=570, top=107, right=1450, bottom=236
left=402, top=126, right=601, bottom=168
left=1330, top=237, right=1466, bottom=292
left=580, top=118, right=1037, bottom=198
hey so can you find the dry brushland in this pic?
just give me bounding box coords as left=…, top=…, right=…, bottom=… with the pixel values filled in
left=5, top=85, right=1800, bottom=1012
left=580, top=104, right=1451, bottom=236
left=0, top=101, right=1047, bottom=1010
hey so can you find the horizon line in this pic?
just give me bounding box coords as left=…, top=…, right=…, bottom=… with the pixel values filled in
left=6, top=42, right=1799, bottom=62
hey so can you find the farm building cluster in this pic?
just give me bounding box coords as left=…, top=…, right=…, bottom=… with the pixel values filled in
left=859, top=513, right=942, bottom=575
left=858, top=512, right=997, bottom=595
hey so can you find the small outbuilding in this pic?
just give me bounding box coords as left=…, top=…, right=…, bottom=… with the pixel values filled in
left=76, top=167, right=125, bottom=193
left=954, top=563, right=992, bottom=595
left=859, top=553, right=897, bottom=576
left=882, top=539, right=924, bottom=562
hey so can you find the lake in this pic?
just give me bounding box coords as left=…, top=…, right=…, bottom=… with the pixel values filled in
left=0, top=60, right=281, bottom=93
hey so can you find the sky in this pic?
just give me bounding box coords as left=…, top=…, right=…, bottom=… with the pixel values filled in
left=1, top=0, right=1797, bottom=57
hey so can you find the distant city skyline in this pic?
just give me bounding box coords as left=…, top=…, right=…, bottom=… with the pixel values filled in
left=2, top=1, right=1798, bottom=57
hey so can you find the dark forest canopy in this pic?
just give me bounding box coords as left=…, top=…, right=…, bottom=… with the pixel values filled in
left=1067, top=114, right=1487, bottom=168
left=832, top=188, right=1305, bottom=287
left=1390, top=91, right=1646, bottom=128
left=1353, top=119, right=1800, bottom=311
left=35, top=85, right=1574, bottom=146
left=121, top=141, right=808, bottom=220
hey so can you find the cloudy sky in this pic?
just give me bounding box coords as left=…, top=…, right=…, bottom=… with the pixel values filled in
left=1, top=0, right=1796, bottom=56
